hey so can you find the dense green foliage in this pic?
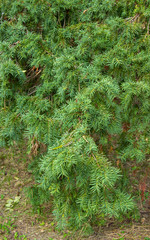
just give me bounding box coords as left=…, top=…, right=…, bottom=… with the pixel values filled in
left=0, top=0, right=150, bottom=230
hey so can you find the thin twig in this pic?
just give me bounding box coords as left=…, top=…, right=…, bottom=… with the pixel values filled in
left=125, top=14, right=140, bottom=23
left=28, top=84, right=41, bottom=95
left=27, top=69, right=42, bottom=80
left=28, top=89, right=37, bottom=96
left=147, top=18, right=150, bottom=35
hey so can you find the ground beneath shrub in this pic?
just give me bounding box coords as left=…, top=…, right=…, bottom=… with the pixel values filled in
left=0, top=145, right=150, bottom=240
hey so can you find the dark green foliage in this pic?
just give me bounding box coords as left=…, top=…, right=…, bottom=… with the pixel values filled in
left=0, top=0, right=150, bottom=230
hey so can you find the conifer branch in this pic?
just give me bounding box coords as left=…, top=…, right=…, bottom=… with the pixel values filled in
left=1, top=0, right=148, bottom=230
